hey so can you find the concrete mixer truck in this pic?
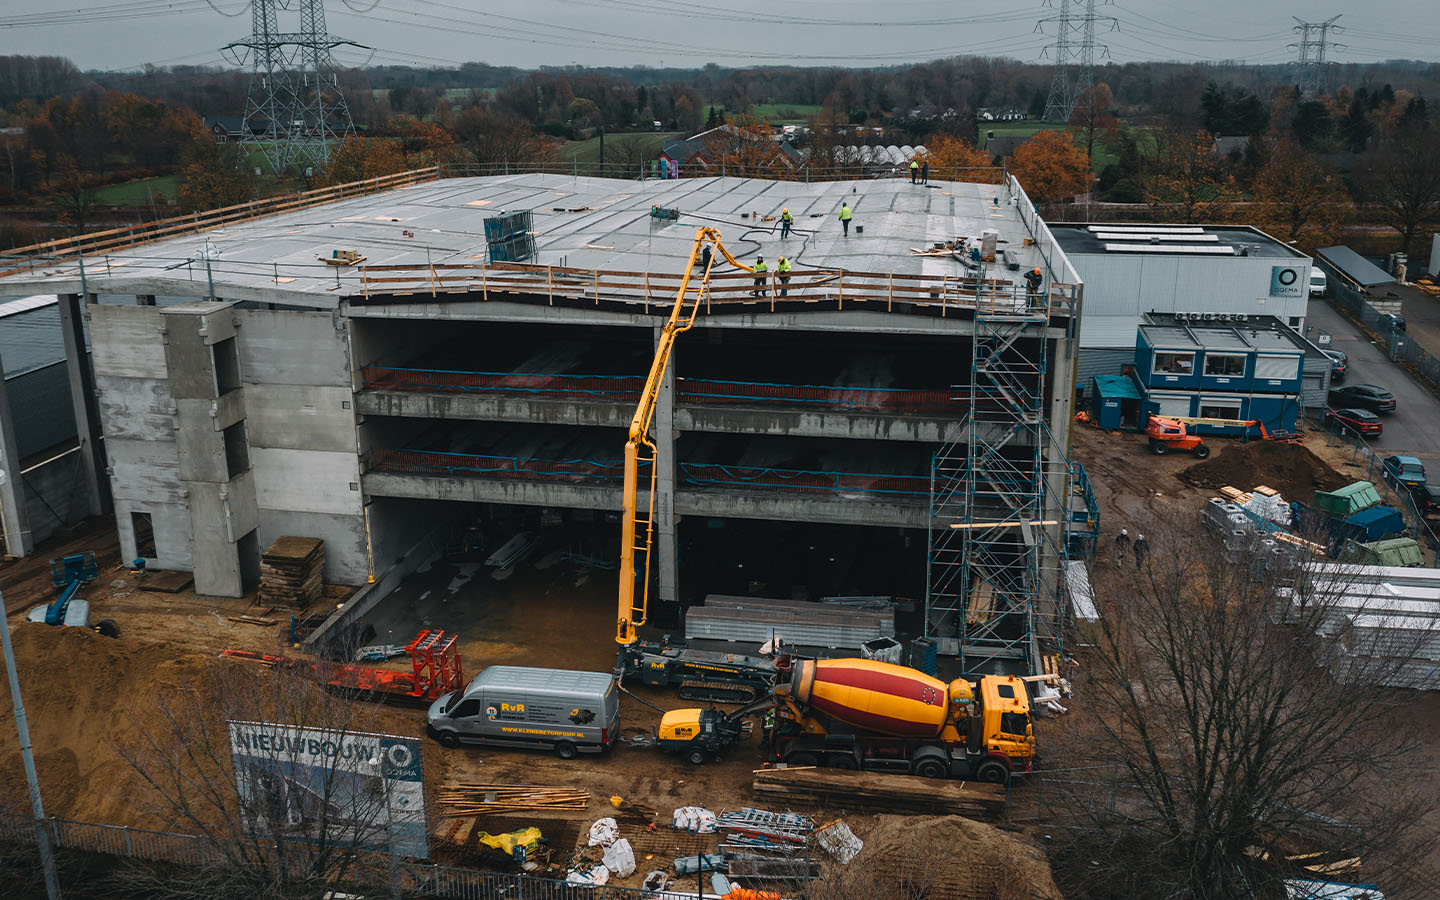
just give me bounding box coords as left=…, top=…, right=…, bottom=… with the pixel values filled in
left=656, top=657, right=1035, bottom=783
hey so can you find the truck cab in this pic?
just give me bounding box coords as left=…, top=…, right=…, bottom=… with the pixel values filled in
left=977, top=675, right=1036, bottom=775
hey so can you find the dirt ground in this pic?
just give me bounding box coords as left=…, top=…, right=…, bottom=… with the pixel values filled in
left=1070, top=423, right=1440, bottom=898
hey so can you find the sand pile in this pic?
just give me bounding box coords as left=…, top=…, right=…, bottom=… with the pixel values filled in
left=807, top=814, right=1061, bottom=900
left=1177, top=441, right=1347, bottom=501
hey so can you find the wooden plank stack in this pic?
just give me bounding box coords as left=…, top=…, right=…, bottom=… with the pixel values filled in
left=752, top=768, right=1006, bottom=821
left=436, top=783, right=590, bottom=818
left=259, top=536, right=325, bottom=608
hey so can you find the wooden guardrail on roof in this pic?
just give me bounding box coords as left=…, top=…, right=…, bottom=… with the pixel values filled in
left=0, top=166, right=442, bottom=279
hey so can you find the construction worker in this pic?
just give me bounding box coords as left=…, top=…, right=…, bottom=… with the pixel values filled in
left=776, top=255, right=792, bottom=296
left=1114, top=528, right=1130, bottom=564
left=909, top=159, right=920, bottom=184
left=696, top=245, right=712, bottom=272
left=1025, top=266, right=1043, bottom=296
left=752, top=256, right=768, bottom=296
left=921, top=161, right=929, bottom=184
left=762, top=707, right=776, bottom=747
left=838, top=201, right=852, bottom=237
left=1133, top=534, right=1149, bottom=570
left=780, top=208, right=793, bottom=239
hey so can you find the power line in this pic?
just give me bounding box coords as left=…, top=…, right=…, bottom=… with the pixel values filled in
left=1289, top=15, right=1344, bottom=98
left=1039, top=0, right=1115, bottom=122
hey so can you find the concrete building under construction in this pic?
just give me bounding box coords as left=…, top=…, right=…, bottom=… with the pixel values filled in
left=0, top=170, right=1083, bottom=674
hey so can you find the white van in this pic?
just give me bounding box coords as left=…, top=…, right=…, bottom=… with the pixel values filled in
left=1309, top=267, right=1327, bottom=298
left=427, top=666, right=619, bottom=758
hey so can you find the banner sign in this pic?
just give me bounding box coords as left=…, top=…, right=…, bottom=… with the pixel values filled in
left=228, top=721, right=427, bottom=858
left=1271, top=264, right=1305, bottom=297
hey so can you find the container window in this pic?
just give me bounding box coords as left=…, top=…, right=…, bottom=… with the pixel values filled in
left=1204, top=353, right=1246, bottom=376
left=1153, top=351, right=1194, bottom=375
left=1199, top=401, right=1242, bottom=419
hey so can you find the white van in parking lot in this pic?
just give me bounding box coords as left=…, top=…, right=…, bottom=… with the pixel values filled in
left=427, top=666, right=619, bottom=758
left=1309, top=267, right=1328, bottom=297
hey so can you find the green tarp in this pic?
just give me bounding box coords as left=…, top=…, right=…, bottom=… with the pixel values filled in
left=1314, top=481, right=1382, bottom=517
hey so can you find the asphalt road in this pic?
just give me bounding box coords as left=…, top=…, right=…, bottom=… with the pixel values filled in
left=1305, top=296, right=1440, bottom=462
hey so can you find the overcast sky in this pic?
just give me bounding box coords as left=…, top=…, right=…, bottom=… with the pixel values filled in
left=0, top=0, right=1435, bottom=72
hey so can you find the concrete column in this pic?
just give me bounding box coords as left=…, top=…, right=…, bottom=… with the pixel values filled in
left=136, top=294, right=156, bottom=306
left=654, top=326, right=679, bottom=603
left=0, top=354, right=34, bottom=556
left=59, top=293, right=108, bottom=516
left=1040, top=320, right=1078, bottom=640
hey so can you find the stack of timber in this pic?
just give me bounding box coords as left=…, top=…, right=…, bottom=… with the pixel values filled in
left=259, top=536, right=325, bottom=609
left=685, top=595, right=894, bottom=649
left=752, top=768, right=1006, bottom=821
left=436, top=783, right=590, bottom=817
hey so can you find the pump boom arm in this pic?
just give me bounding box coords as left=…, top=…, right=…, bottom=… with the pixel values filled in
left=617, top=228, right=753, bottom=646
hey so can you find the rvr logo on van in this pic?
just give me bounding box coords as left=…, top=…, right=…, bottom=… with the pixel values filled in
left=500, top=702, right=525, bottom=713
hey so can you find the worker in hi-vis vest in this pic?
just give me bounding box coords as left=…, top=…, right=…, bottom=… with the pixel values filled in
left=910, top=159, right=920, bottom=183
left=776, top=256, right=792, bottom=296
left=780, top=208, right=793, bottom=239
left=838, top=201, right=852, bottom=236
left=751, top=256, right=768, bottom=296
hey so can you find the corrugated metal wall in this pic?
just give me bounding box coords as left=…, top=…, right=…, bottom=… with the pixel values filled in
left=6, top=361, right=77, bottom=458
left=1076, top=349, right=1134, bottom=397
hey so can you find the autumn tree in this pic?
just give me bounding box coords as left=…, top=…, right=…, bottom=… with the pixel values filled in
left=322, top=135, right=407, bottom=185
left=1251, top=136, right=1351, bottom=249
left=1139, top=129, right=1239, bottom=221
left=452, top=105, right=553, bottom=168
left=1360, top=122, right=1440, bottom=257
left=701, top=113, right=781, bottom=175
left=1069, top=83, right=1118, bottom=161
left=52, top=154, right=99, bottom=231
left=917, top=133, right=996, bottom=183
left=177, top=140, right=254, bottom=212
left=1007, top=130, right=1093, bottom=205
left=1051, top=527, right=1432, bottom=900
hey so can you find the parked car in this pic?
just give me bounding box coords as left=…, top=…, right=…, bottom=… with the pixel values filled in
left=1321, top=348, right=1347, bottom=381
left=1405, top=482, right=1440, bottom=518
left=1327, top=384, right=1396, bottom=413
left=1382, top=455, right=1427, bottom=492
left=1309, top=266, right=1327, bottom=298
left=1383, top=312, right=1406, bottom=332
left=1324, top=407, right=1382, bottom=437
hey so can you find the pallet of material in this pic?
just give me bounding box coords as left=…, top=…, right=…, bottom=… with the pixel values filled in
left=685, top=606, right=894, bottom=649
left=435, top=783, right=590, bottom=817
left=259, top=536, right=325, bottom=609
left=751, top=768, right=1006, bottom=820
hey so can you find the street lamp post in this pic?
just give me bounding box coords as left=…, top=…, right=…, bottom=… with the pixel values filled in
left=1, top=589, right=62, bottom=900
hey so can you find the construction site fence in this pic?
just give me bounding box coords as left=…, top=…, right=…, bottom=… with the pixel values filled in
left=437, top=159, right=1006, bottom=185
left=358, top=260, right=1077, bottom=320
left=369, top=448, right=930, bottom=499
left=0, top=812, right=658, bottom=900
left=0, top=167, right=441, bottom=274
left=362, top=365, right=961, bottom=413
left=1327, top=281, right=1440, bottom=394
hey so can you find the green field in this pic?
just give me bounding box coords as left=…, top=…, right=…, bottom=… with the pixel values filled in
left=562, top=131, right=682, bottom=166
left=750, top=103, right=823, bottom=123
left=95, top=175, right=180, bottom=206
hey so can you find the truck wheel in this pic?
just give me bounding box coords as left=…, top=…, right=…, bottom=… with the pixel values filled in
left=1150, top=441, right=1168, bottom=456
left=976, top=761, right=1010, bottom=784
left=555, top=741, right=578, bottom=760
left=784, top=752, right=818, bottom=767
left=1192, top=444, right=1210, bottom=459
left=95, top=619, right=120, bottom=638
left=825, top=754, right=859, bottom=770
left=686, top=747, right=708, bottom=766
left=914, top=757, right=948, bottom=779
left=437, top=731, right=460, bottom=749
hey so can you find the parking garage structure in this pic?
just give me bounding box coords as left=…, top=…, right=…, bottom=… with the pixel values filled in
left=0, top=171, right=1082, bottom=673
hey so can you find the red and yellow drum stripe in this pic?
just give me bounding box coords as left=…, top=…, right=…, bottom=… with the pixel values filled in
left=791, top=658, right=950, bottom=738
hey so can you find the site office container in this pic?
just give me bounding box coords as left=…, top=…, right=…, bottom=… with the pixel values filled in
left=426, top=666, right=619, bottom=758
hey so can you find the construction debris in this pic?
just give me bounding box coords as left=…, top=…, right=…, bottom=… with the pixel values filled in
left=672, top=806, right=718, bottom=834
left=437, top=784, right=590, bottom=817
left=814, top=820, right=862, bottom=863
left=715, top=808, right=813, bottom=851
left=259, top=536, right=324, bottom=609
left=752, top=767, right=1007, bottom=820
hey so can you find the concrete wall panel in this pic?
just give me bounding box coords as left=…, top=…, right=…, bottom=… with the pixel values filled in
left=174, top=403, right=229, bottom=483
left=186, top=483, right=241, bottom=596
left=106, top=438, right=184, bottom=503
left=160, top=315, right=220, bottom=400
left=257, top=509, right=368, bottom=586
left=356, top=390, right=633, bottom=429
left=90, top=304, right=167, bottom=379
left=95, top=375, right=174, bottom=441
left=236, top=310, right=350, bottom=387
left=245, top=384, right=357, bottom=451
left=250, top=447, right=362, bottom=515
left=364, top=471, right=621, bottom=510
left=115, top=499, right=193, bottom=571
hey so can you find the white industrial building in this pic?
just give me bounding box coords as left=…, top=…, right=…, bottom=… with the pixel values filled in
left=1049, top=224, right=1313, bottom=395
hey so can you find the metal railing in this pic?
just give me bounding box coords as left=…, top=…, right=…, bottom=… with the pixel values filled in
left=356, top=259, right=1076, bottom=319
left=368, top=448, right=929, bottom=500
left=437, top=160, right=1006, bottom=185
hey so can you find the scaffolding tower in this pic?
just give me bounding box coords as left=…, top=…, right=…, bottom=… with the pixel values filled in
left=927, top=285, right=1066, bottom=675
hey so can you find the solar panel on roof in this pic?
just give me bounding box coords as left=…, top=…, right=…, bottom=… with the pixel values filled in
left=1104, top=243, right=1235, bottom=255
left=1087, top=224, right=1204, bottom=233
left=1094, top=233, right=1221, bottom=242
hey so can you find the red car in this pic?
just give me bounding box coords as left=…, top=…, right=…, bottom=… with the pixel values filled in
left=1325, top=407, right=1383, bottom=436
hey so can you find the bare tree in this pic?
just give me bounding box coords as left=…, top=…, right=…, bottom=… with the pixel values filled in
left=115, top=662, right=415, bottom=900
left=1050, top=526, right=1434, bottom=900
left=1361, top=123, right=1440, bottom=258
left=605, top=133, right=654, bottom=178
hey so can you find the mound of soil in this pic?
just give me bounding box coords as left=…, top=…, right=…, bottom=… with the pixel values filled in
left=809, top=814, right=1061, bottom=900
left=1176, top=440, right=1348, bottom=501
